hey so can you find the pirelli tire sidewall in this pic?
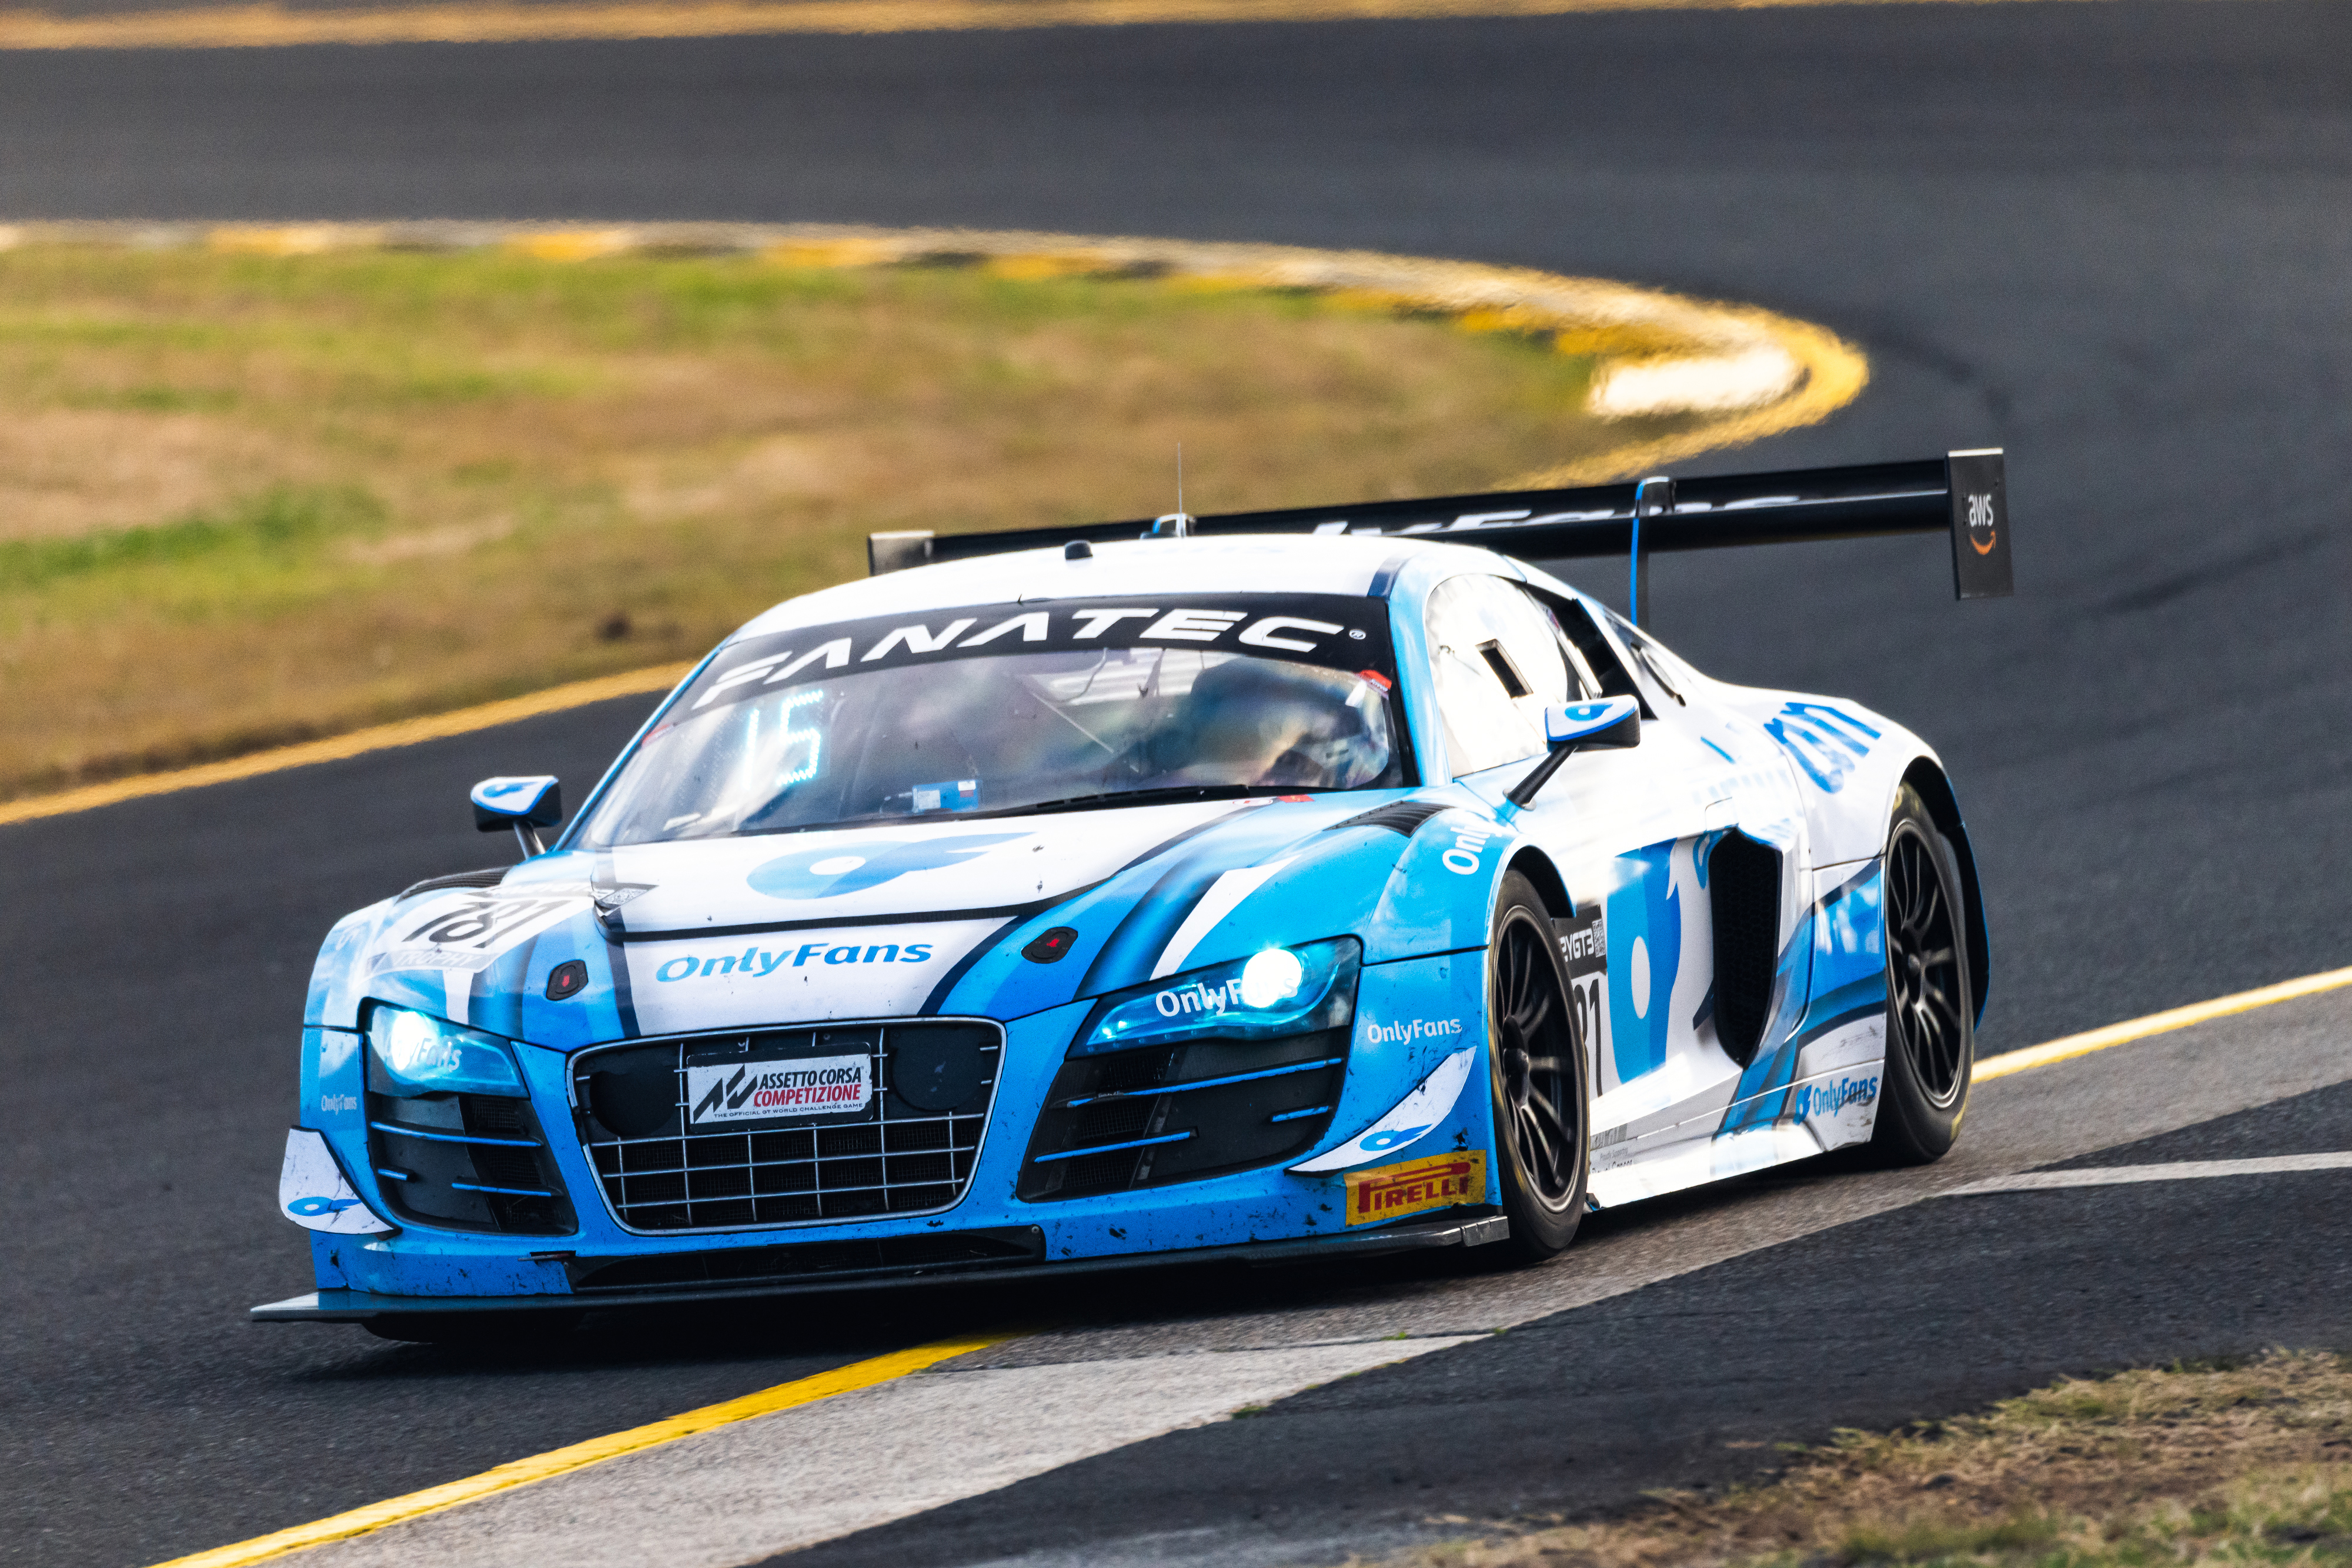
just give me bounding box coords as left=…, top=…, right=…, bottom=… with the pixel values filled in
left=1486, top=871, right=1591, bottom=1259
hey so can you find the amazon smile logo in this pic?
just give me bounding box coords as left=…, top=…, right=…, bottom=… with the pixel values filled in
left=1966, top=492, right=1999, bottom=554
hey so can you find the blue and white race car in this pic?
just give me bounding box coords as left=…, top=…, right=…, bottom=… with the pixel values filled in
left=260, top=453, right=2009, bottom=1337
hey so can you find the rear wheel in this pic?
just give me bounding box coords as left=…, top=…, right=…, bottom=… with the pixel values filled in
left=1486, top=872, right=1590, bottom=1259
left=1869, top=785, right=1973, bottom=1163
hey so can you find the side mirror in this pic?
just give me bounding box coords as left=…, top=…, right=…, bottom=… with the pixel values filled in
left=1544, top=697, right=1642, bottom=751
left=472, top=775, right=561, bottom=859
left=1505, top=696, right=1641, bottom=808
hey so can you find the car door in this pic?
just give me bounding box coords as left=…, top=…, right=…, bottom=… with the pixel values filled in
left=1421, top=575, right=1797, bottom=1183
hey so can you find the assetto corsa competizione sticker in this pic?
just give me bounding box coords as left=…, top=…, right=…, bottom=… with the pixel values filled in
left=686, top=1054, right=873, bottom=1125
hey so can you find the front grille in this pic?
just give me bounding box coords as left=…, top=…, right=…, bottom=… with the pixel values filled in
left=571, top=1020, right=1001, bottom=1233
left=1017, top=1028, right=1348, bottom=1202
left=365, top=1088, right=576, bottom=1236
left=567, top=1226, right=1044, bottom=1293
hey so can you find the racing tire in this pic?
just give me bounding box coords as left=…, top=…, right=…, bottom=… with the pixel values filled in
left=1485, top=872, right=1591, bottom=1261
left=1869, top=785, right=1974, bottom=1164
left=362, top=1309, right=583, bottom=1345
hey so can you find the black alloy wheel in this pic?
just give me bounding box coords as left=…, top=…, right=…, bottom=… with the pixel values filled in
left=1488, top=872, right=1589, bottom=1258
left=1870, top=785, right=1974, bottom=1163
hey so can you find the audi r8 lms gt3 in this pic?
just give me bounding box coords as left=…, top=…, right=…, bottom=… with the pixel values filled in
left=259, top=453, right=2010, bottom=1337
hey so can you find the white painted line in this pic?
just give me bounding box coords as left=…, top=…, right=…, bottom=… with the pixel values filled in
left=1942, top=1151, right=2352, bottom=1196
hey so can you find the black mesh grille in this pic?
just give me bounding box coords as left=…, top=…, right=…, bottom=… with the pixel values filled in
left=1017, top=1028, right=1347, bottom=1202
left=573, top=1021, right=1000, bottom=1233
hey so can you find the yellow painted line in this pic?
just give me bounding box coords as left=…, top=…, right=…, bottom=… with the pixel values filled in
left=0, top=0, right=2135, bottom=52
left=0, top=662, right=693, bottom=830
left=148, top=1330, right=1018, bottom=1568
left=1980, top=964, right=2352, bottom=1082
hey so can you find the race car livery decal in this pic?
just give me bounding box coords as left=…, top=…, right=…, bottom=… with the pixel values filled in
left=620, top=919, right=998, bottom=1033
left=650, top=941, right=937, bottom=981
left=603, top=804, right=1251, bottom=938
left=369, top=881, right=649, bottom=977
left=1792, top=1072, right=1878, bottom=1123
left=682, top=592, right=1398, bottom=721
left=1344, top=1150, right=1486, bottom=1225
left=747, top=834, right=1029, bottom=900
left=1763, top=701, right=1882, bottom=794
left=1605, top=842, right=1683, bottom=1087
left=1555, top=905, right=1607, bottom=1099
left=1714, top=860, right=1883, bottom=1142
left=278, top=1128, right=393, bottom=1235
left=1291, top=1046, right=1475, bottom=1172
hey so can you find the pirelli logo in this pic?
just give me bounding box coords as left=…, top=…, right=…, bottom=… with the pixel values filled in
left=1344, top=1151, right=1486, bottom=1226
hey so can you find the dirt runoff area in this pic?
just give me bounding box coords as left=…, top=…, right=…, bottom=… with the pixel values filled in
left=1388, top=1350, right=2352, bottom=1568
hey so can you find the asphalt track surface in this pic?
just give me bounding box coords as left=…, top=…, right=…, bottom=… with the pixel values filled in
left=2, top=4, right=2350, bottom=1563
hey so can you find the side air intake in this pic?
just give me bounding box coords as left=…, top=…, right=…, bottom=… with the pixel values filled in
left=1708, top=832, right=1782, bottom=1067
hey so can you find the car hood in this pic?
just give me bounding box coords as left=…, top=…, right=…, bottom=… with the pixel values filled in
left=310, top=790, right=1505, bottom=1042
left=589, top=804, right=1236, bottom=934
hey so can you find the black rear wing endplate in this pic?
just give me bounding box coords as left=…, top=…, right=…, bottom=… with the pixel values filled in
left=868, top=448, right=2012, bottom=604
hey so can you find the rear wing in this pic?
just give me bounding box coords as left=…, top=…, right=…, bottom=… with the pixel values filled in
left=867, top=447, right=2012, bottom=614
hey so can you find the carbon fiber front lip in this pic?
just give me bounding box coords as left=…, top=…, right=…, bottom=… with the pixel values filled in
left=248, top=1209, right=1508, bottom=1320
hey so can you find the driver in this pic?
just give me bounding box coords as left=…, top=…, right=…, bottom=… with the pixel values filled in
left=1134, top=658, right=1390, bottom=788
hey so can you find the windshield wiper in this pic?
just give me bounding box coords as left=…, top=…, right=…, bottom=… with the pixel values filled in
left=1021, top=784, right=1278, bottom=815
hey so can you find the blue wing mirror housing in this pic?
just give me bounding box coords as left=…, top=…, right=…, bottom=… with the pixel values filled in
left=1505, top=696, right=1642, bottom=808
left=472, top=775, right=562, bottom=858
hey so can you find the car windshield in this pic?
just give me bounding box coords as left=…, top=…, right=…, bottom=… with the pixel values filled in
left=572, top=593, right=1409, bottom=847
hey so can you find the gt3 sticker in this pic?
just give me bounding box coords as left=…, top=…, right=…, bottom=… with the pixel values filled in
left=1556, top=906, right=1607, bottom=1093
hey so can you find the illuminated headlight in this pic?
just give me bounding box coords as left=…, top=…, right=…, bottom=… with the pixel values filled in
left=1074, top=937, right=1360, bottom=1056
left=365, top=1004, right=526, bottom=1097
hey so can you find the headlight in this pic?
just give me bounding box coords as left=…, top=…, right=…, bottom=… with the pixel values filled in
left=365, top=1004, right=526, bottom=1097
left=1074, top=937, right=1360, bottom=1056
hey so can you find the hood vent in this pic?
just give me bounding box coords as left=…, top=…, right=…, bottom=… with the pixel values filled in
left=1327, top=799, right=1448, bottom=838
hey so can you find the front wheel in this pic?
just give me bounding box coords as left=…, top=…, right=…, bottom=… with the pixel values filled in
left=1869, top=785, right=1974, bottom=1163
left=1486, top=872, right=1591, bottom=1260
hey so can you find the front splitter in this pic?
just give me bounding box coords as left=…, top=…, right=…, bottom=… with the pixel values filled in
left=250, top=1211, right=1510, bottom=1322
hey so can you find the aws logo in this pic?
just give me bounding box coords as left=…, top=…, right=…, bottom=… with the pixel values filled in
left=748, top=833, right=1025, bottom=900
left=1966, top=492, right=1998, bottom=555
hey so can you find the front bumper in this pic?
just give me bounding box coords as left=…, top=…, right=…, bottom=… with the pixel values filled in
left=252, top=1210, right=1508, bottom=1322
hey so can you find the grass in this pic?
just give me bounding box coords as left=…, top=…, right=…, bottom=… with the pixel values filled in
left=0, top=243, right=1711, bottom=799
left=1388, top=1350, right=2352, bottom=1568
